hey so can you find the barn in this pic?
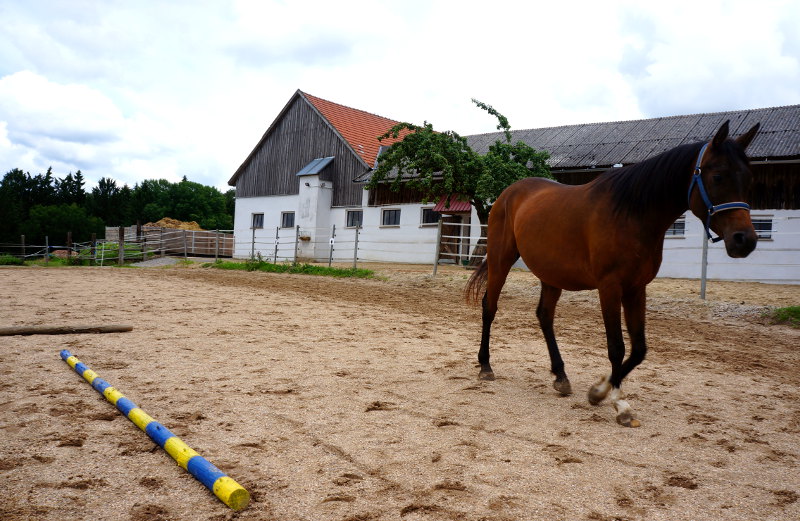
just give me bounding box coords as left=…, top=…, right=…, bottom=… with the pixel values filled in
left=228, top=90, right=417, bottom=262
left=229, top=91, right=800, bottom=283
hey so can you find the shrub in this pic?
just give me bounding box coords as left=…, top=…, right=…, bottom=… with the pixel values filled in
left=0, top=254, right=24, bottom=266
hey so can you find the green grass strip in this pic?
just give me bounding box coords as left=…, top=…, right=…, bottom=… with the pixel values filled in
left=766, top=305, right=800, bottom=328
left=207, top=259, right=374, bottom=279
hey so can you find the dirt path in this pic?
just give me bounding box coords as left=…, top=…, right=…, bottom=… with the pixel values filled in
left=0, top=265, right=798, bottom=521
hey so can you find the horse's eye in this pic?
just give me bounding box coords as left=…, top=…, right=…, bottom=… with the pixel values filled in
left=712, top=175, right=723, bottom=184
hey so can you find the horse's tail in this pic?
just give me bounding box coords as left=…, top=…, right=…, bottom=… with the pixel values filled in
left=464, top=258, right=489, bottom=305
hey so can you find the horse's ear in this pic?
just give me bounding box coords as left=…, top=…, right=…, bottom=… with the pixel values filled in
left=712, top=120, right=730, bottom=148
left=736, top=123, right=760, bottom=151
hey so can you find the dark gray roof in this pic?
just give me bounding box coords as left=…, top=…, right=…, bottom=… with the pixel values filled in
left=465, top=105, right=800, bottom=170
left=296, top=156, right=334, bottom=176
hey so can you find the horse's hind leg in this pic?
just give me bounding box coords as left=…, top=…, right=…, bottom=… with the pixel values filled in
left=478, top=252, right=518, bottom=381
left=536, top=282, right=571, bottom=395
left=478, top=292, right=496, bottom=380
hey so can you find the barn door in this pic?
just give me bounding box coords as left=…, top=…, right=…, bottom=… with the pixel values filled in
left=440, top=214, right=470, bottom=265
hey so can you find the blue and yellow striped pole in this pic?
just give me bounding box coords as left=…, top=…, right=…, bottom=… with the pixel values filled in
left=60, top=350, right=250, bottom=510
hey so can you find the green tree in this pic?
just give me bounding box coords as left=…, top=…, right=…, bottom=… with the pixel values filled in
left=32, top=167, right=58, bottom=206
left=86, top=177, right=133, bottom=225
left=166, top=178, right=233, bottom=229
left=116, top=177, right=232, bottom=230
left=0, top=168, right=59, bottom=243
left=55, top=171, right=86, bottom=206
left=131, top=179, right=172, bottom=223
left=366, top=99, right=551, bottom=225
left=224, top=189, right=235, bottom=223
left=0, top=169, right=29, bottom=242
left=22, top=204, right=105, bottom=244
left=1, top=165, right=235, bottom=245
left=86, top=176, right=119, bottom=223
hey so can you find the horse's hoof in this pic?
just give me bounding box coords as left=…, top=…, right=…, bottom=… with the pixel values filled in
left=588, top=378, right=610, bottom=405
left=587, top=386, right=606, bottom=405
left=616, top=410, right=641, bottom=428
left=553, top=378, right=572, bottom=396
left=478, top=371, right=495, bottom=381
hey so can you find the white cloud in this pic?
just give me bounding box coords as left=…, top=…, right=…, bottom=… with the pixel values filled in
left=0, top=71, right=127, bottom=175
left=617, top=0, right=800, bottom=116
left=0, top=0, right=797, bottom=192
left=0, top=120, right=38, bottom=169
left=0, top=71, right=123, bottom=143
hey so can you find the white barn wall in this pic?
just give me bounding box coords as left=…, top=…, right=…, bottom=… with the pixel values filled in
left=234, top=195, right=443, bottom=264
left=350, top=203, right=440, bottom=264
left=659, top=210, right=800, bottom=283
left=232, top=194, right=298, bottom=259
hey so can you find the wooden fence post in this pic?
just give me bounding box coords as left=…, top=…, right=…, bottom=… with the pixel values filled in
left=91, top=233, right=96, bottom=265
left=45, top=236, right=49, bottom=265
left=67, top=231, right=73, bottom=261
left=118, top=226, right=125, bottom=265
left=215, top=229, right=220, bottom=262
left=183, top=230, right=188, bottom=260
left=20, top=235, right=25, bottom=260
left=136, top=221, right=144, bottom=260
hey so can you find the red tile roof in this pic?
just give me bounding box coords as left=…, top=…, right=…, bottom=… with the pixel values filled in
left=433, top=194, right=472, bottom=213
left=302, top=91, right=408, bottom=167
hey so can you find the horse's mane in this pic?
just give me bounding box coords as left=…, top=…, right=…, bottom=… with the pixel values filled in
left=591, top=141, right=705, bottom=218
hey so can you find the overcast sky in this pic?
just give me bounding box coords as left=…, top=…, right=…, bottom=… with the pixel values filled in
left=1, top=0, right=798, bottom=192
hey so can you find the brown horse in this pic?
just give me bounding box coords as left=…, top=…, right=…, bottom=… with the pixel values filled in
left=465, top=121, right=760, bottom=427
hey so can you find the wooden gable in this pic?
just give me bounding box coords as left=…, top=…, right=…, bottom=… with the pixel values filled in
left=229, top=91, right=371, bottom=208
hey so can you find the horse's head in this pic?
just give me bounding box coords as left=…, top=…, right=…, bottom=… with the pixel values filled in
left=688, top=121, right=760, bottom=258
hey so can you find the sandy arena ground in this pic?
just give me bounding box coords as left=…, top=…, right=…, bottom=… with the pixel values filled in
left=0, top=263, right=798, bottom=521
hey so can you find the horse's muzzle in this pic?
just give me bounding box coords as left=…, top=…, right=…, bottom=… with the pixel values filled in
left=724, top=229, right=758, bottom=258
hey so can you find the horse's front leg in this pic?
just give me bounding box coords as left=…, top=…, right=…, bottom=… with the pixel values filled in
left=589, top=286, right=645, bottom=427
left=536, top=282, right=571, bottom=395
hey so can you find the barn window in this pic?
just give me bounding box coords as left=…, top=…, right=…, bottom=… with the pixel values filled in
left=381, top=208, right=401, bottom=227
left=665, top=215, right=685, bottom=237
left=251, top=213, right=264, bottom=229
left=421, top=207, right=441, bottom=226
left=281, top=212, right=295, bottom=229
left=752, top=217, right=773, bottom=240
left=346, top=209, right=363, bottom=228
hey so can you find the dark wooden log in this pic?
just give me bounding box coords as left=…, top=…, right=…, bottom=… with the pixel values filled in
left=0, top=324, right=133, bottom=336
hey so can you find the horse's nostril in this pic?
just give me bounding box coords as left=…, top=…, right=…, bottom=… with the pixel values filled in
left=733, top=232, right=746, bottom=245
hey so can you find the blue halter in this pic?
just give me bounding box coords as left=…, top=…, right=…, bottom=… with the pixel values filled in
left=687, top=142, right=750, bottom=243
